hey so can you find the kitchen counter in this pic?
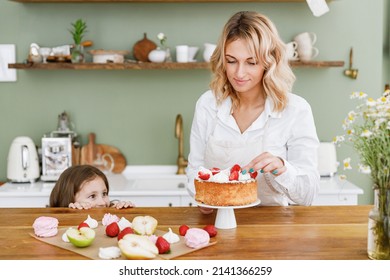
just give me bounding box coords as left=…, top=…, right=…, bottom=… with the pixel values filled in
left=0, top=165, right=196, bottom=207
left=0, top=170, right=363, bottom=207
left=0, top=205, right=371, bottom=260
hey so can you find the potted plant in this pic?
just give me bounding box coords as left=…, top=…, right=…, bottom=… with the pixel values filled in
left=69, top=19, right=87, bottom=63
left=334, top=90, right=390, bottom=259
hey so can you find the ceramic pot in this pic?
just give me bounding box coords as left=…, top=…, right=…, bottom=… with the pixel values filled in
left=148, top=48, right=166, bottom=63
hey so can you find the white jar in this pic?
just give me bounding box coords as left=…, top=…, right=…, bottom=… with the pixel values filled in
left=148, top=48, right=166, bottom=63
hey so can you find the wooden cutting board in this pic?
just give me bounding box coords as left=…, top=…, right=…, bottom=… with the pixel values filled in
left=80, top=133, right=126, bottom=174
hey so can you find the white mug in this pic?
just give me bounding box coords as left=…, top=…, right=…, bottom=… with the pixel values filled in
left=298, top=47, right=319, bottom=62
left=294, top=32, right=317, bottom=49
left=188, top=46, right=199, bottom=62
left=176, top=45, right=189, bottom=63
left=286, top=41, right=298, bottom=61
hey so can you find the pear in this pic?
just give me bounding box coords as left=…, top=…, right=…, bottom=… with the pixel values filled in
left=118, top=234, right=158, bottom=259
left=131, top=216, right=158, bottom=235
left=66, top=227, right=95, bottom=248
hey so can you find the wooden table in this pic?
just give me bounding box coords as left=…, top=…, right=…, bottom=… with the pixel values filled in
left=0, top=205, right=371, bottom=260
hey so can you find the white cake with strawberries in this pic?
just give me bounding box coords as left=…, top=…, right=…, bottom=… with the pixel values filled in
left=194, top=164, right=258, bottom=206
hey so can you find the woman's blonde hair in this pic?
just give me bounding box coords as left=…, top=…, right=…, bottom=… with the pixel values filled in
left=210, top=11, right=295, bottom=112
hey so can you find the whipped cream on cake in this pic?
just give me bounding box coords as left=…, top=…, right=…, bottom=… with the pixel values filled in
left=196, top=165, right=256, bottom=183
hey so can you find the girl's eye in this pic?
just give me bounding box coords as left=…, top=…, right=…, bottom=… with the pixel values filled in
left=89, top=194, right=96, bottom=199
left=226, top=59, right=236, bottom=64
left=103, top=192, right=108, bottom=197
left=247, top=60, right=257, bottom=65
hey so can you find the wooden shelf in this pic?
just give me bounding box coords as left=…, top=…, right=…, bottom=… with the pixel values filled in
left=10, top=0, right=320, bottom=3
left=8, top=60, right=344, bottom=70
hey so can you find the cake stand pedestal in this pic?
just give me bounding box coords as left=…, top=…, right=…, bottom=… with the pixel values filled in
left=197, top=199, right=260, bottom=229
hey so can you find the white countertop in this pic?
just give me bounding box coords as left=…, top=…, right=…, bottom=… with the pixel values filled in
left=0, top=165, right=363, bottom=197
left=0, top=165, right=189, bottom=197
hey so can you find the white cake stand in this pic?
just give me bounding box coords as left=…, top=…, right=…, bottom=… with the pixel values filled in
left=197, top=199, right=261, bottom=229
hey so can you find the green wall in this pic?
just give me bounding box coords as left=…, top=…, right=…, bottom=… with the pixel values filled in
left=0, top=0, right=385, bottom=204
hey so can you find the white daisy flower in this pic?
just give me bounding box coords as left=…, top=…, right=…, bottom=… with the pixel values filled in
left=358, top=164, right=371, bottom=174
left=361, top=129, right=373, bottom=137
left=343, top=158, right=352, bottom=170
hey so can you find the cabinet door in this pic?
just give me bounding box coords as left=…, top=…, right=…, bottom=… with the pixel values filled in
left=180, top=195, right=197, bottom=207
left=0, top=197, right=49, bottom=208
left=312, top=194, right=358, bottom=206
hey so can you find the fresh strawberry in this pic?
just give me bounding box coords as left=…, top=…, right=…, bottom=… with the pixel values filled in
left=203, top=225, right=218, bottom=237
left=179, top=224, right=189, bottom=236
left=117, top=227, right=134, bottom=241
left=105, top=222, right=120, bottom=237
left=250, top=171, right=258, bottom=179
left=78, top=222, right=90, bottom=230
left=210, top=167, right=220, bottom=175
left=156, top=236, right=171, bottom=254
left=230, top=164, right=241, bottom=172
left=198, top=171, right=210, bottom=180
left=229, top=170, right=239, bottom=181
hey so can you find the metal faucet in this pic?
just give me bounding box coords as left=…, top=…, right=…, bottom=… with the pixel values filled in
left=175, top=114, right=188, bottom=175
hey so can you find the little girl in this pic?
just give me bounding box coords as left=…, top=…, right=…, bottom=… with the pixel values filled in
left=49, top=165, right=134, bottom=209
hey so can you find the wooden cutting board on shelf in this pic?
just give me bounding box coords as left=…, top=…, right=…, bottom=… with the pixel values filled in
left=80, top=133, right=126, bottom=174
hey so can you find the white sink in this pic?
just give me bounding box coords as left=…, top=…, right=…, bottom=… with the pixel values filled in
left=131, top=177, right=187, bottom=190
left=107, top=165, right=188, bottom=191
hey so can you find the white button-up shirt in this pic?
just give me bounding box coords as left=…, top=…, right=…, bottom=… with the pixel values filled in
left=187, top=90, right=320, bottom=206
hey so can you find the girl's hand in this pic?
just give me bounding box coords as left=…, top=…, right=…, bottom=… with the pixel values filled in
left=243, top=152, right=286, bottom=176
left=112, top=200, right=135, bottom=209
left=68, top=201, right=92, bottom=209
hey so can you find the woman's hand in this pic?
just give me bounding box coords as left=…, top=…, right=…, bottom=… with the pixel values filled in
left=243, top=152, right=286, bottom=176
left=198, top=206, right=214, bottom=215
left=111, top=200, right=135, bottom=209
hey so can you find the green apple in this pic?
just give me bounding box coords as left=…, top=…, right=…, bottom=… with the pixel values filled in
left=118, top=233, right=158, bottom=260
left=132, top=215, right=158, bottom=235
left=66, top=227, right=95, bottom=248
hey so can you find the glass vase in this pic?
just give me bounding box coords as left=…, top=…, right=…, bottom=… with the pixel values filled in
left=165, top=47, right=172, bottom=62
left=71, top=44, right=85, bottom=63
left=367, top=188, right=390, bottom=260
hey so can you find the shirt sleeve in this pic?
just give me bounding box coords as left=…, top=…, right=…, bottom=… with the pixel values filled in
left=267, top=98, right=320, bottom=206
left=186, top=91, right=216, bottom=197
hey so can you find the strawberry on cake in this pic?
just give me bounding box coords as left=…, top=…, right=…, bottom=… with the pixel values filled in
left=194, top=164, right=258, bottom=206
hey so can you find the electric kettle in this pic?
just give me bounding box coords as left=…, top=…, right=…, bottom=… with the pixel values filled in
left=7, top=136, right=40, bottom=182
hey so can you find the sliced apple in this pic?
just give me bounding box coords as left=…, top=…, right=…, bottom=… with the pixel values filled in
left=132, top=215, right=158, bottom=236
left=118, top=233, right=158, bottom=259
left=66, top=227, right=95, bottom=248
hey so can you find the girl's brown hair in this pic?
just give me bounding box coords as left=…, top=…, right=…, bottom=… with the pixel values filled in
left=49, top=165, right=109, bottom=207
left=210, top=11, right=295, bottom=112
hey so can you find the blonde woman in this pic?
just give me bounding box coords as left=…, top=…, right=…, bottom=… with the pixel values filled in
left=187, top=11, right=320, bottom=209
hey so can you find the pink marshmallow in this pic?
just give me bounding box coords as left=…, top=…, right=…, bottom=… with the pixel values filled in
left=32, top=216, right=59, bottom=237
left=184, top=228, right=210, bottom=248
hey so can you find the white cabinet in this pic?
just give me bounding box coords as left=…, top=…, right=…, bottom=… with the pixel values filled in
left=312, top=177, right=364, bottom=206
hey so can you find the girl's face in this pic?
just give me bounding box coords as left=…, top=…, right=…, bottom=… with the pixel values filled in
left=225, top=38, right=265, bottom=96
left=74, top=177, right=110, bottom=208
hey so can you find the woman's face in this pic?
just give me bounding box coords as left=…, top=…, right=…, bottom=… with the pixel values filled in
left=225, top=38, right=265, bottom=96
left=74, top=176, right=110, bottom=208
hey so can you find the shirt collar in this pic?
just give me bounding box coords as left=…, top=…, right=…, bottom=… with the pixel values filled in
left=216, top=96, right=283, bottom=132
